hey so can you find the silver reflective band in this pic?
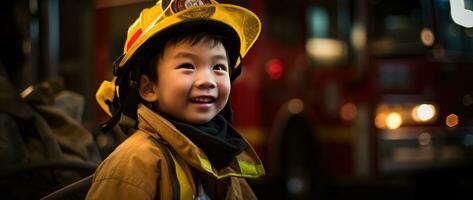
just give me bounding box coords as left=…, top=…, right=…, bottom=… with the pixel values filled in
left=450, top=0, right=473, bottom=28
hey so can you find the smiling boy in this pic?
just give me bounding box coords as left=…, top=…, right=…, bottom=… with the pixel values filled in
left=87, top=0, right=264, bottom=199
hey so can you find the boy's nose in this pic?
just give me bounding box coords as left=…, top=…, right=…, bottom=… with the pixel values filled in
left=195, top=71, right=216, bottom=89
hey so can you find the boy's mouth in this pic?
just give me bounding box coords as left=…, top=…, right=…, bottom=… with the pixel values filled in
left=189, top=96, right=216, bottom=104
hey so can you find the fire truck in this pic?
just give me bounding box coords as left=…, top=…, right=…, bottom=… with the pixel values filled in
left=225, top=0, right=473, bottom=198
left=92, top=0, right=473, bottom=199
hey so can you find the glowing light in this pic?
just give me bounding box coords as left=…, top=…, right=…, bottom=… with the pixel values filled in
left=266, top=59, right=284, bottom=79
left=386, top=112, right=402, bottom=130
left=420, top=28, right=435, bottom=46
left=375, top=113, right=387, bottom=129
left=340, top=103, right=357, bottom=121
left=412, top=104, right=436, bottom=122
left=288, top=98, right=304, bottom=114
left=446, top=114, right=459, bottom=127
left=351, top=23, right=366, bottom=50
left=306, top=38, right=347, bottom=62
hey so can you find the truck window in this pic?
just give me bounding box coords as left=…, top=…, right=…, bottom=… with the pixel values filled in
left=368, top=0, right=426, bottom=57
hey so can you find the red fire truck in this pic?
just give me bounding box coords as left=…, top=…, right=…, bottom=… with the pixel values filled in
left=226, top=0, right=473, bottom=198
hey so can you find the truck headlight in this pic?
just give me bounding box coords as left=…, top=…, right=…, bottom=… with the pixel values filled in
left=412, top=104, right=436, bottom=122
left=375, top=102, right=437, bottom=130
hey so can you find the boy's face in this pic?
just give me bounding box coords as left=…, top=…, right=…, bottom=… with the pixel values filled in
left=151, top=39, right=231, bottom=124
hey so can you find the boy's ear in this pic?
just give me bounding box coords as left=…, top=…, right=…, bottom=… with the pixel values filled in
left=139, top=75, right=159, bottom=102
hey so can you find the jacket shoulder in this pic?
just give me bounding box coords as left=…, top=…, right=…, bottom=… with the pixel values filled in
left=87, top=130, right=167, bottom=199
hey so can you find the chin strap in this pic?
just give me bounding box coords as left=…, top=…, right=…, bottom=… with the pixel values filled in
left=100, top=61, right=141, bottom=134
left=230, top=54, right=243, bottom=82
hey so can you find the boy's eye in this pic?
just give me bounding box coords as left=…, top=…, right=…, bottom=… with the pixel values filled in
left=178, top=63, right=194, bottom=69
left=213, top=64, right=227, bottom=71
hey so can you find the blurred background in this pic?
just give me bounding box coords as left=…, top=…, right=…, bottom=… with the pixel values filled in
left=1, top=0, right=473, bottom=199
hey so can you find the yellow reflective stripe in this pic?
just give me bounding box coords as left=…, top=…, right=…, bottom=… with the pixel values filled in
left=197, top=156, right=264, bottom=179
left=237, top=160, right=264, bottom=176
left=198, top=155, right=213, bottom=172
left=170, top=153, right=194, bottom=200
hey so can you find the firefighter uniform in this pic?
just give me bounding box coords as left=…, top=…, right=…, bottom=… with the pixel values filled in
left=87, top=105, right=264, bottom=199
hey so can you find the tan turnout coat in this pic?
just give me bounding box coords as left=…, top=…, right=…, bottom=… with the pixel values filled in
left=86, top=105, right=264, bottom=199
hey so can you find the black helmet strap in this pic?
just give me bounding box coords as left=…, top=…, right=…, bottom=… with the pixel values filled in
left=230, top=54, right=243, bottom=82
left=100, top=59, right=141, bottom=134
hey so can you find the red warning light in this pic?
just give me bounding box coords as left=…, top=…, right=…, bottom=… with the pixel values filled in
left=266, top=58, right=284, bottom=79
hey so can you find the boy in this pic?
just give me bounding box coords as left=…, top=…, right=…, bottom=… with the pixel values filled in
left=87, top=0, right=264, bottom=199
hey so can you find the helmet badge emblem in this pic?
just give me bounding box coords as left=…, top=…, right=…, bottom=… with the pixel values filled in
left=185, top=0, right=205, bottom=8
left=172, top=0, right=211, bottom=13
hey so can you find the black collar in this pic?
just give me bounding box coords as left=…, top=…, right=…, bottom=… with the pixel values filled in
left=164, top=114, right=246, bottom=170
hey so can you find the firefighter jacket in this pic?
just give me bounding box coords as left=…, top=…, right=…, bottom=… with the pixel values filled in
left=86, top=104, right=265, bottom=199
